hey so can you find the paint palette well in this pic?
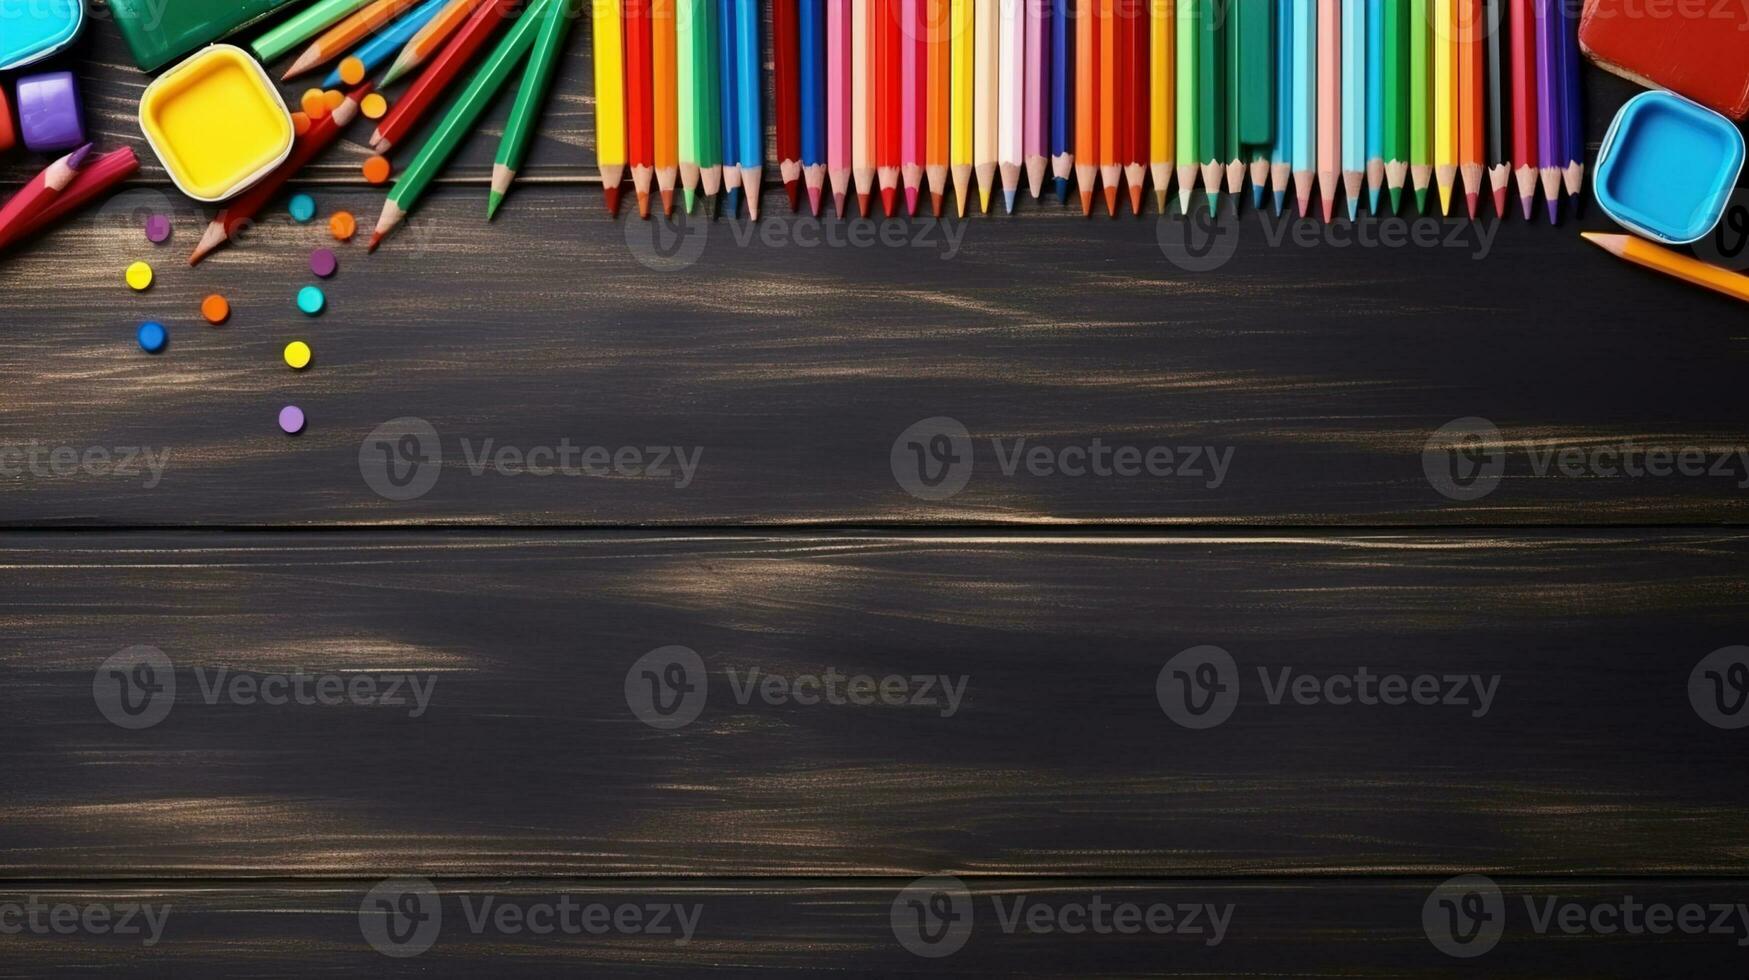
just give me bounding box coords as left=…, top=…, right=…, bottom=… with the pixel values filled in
left=1594, top=92, right=1745, bottom=245
left=138, top=45, right=294, bottom=202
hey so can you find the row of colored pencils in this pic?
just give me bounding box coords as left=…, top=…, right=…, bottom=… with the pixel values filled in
left=597, top=0, right=1585, bottom=221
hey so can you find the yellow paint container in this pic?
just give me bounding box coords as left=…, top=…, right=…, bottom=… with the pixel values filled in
left=139, top=45, right=294, bottom=202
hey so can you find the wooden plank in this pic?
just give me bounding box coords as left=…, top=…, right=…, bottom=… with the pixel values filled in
left=3, top=878, right=1749, bottom=975
left=2, top=183, right=1746, bottom=526
left=3, top=530, right=1747, bottom=878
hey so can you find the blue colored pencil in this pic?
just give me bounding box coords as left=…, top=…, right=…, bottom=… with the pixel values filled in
left=717, top=0, right=741, bottom=215
left=1557, top=0, right=1583, bottom=205
left=799, top=0, right=827, bottom=212
left=1364, top=0, right=1383, bottom=211
left=1271, top=0, right=1293, bottom=212
left=1050, top=0, right=1072, bottom=203
left=321, top=0, right=450, bottom=88
left=1340, top=0, right=1365, bottom=218
left=733, top=0, right=762, bottom=218
left=1291, top=0, right=1317, bottom=216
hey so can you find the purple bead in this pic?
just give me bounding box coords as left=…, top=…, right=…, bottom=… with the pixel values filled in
left=145, top=214, right=172, bottom=244
left=278, top=405, right=306, bottom=435
left=309, top=248, right=337, bottom=278
left=16, top=70, right=84, bottom=153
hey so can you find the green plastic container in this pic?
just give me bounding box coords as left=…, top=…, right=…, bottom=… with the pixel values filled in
left=109, top=0, right=298, bottom=71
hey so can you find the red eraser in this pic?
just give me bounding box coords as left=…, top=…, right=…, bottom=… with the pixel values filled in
left=1581, top=0, right=1749, bottom=120
left=0, top=85, right=15, bottom=152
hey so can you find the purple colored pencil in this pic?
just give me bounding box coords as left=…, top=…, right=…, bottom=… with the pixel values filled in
left=1534, top=0, right=1561, bottom=224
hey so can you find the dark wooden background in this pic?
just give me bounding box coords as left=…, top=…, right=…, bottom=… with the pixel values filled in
left=1, top=5, right=1747, bottom=975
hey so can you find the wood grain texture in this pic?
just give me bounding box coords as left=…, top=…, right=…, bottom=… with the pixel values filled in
left=3, top=531, right=1746, bottom=878
left=2, top=181, right=1746, bottom=526
left=5, top=878, right=1749, bottom=976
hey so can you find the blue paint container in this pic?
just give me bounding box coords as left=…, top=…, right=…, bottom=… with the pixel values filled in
left=1594, top=91, right=1746, bottom=245
left=0, top=0, right=85, bottom=71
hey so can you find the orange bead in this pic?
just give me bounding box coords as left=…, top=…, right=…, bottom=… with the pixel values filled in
left=301, top=89, right=328, bottom=121
left=329, top=210, right=357, bottom=241
left=360, top=93, right=388, bottom=120
left=338, top=57, right=366, bottom=85
left=200, top=294, right=230, bottom=325
left=361, top=155, right=392, bottom=185
left=291, top=111, right=311, bottom=136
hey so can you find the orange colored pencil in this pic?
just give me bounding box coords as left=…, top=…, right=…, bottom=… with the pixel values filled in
left=1097, top=0, right=1119, bottom=215
left=370, top=0, right=513, bottom=151
left=653, top=0, right=679, bottom=214
left=382, top=0, right=478, bottom=84
left=1074, top=0, right=1098, bottom=214
left=1456, top=0, right=1483, bottom=218
left=283, top=0, right=420, bottom=78
left=925, top=0, right=951, bottom=214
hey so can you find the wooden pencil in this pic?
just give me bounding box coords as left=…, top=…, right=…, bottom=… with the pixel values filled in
left=952, top=0, right=976, bottom=214
left=1340, top=0, right=1363, bottom=217
left=1556, top=0, right=1582, bottom=203
left=1244, top=0, right=1276, bottom=210
left=491, top=0, right=575, bottom=219
left=593, top=0, right=624, bottom=216
left=1456, top=0, right=1483, bottom=218
left=1408, top=0, right=1430, bottom=210
left=1533, top=0, right=1559, bottom=223
left=383, top=0, right=477, bottom=84
left=679, top=0, right=701, bottom=212
left=1582, top=233, right=1749, bottom=304
left=1432, top=0, right=1455, bottom=215
left=1075, top=0, right=1100, bottom=214
left=1051, top=0, right=1075, bottom=201
left=696, top=0, right=723, bottom=206
left=1316, top=0, right=1337, bottom=221
left=901, top=0, right=926, bottom=214
left=650, top=0, right=679, bottom=215
left=320, top=0, right=450, bottom=88
left=1363, top=0, right=1382, bottom=211
left=1224, top=0, right=1246, bottom=209
left=801, top=0, right=828, bottom=214
left=1126, top=0, right=1150, bottom=214
left=718, top=0, right=743, bottom=214
left=255, top=0, right=378, bottom=64
left=194, top=87, right=370, bottom=264
left=1291, top=0, right=1315, bottom=217
left=1151, top=0, right=1175, bottom=213
left=370, top=0, right=511, bottom=151
left=1000, top=0, right=1029, bottom=213
left=1198, top=0, right=1223, bottom=214
left=774, top=0, right=803, bottom=211
left=1381, top=0, right=1406, bottom=211
left=829, top=0, right=853, bottom=215
left=1024, top=0, right=1049, bottom=200
left=852, top=0, right=874, bottom=215
left=875, top=0, right=900, bottom=215
left=283, top=0, right=419, bottom=79
left=1272, top=0, right=1294, bottom=212
left=975, top=0, right=1001, bottom=213
left=732, top=0, right=761, bottom=219
left=926, top=0, right=952, bottom=213
left=1507, top=0, right=1536, bottom=219
left=1482, top=0, right=1508, bottom=217
left=4, top=149, right=138, bottom=248
left=628, top=0, right=656, bottom=218
left=0, top=144, right=93, bottom=252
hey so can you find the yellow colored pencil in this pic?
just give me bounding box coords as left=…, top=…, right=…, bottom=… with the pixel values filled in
left=1149, top=0, right=1173, bottom=213
left=1432, top=0, right=1456, bottom=215
left=594, top=0, right=628, bottom=215
left=1583, top=233, right=1749, bottom=305
left=950, top=0, right=975, bottom=215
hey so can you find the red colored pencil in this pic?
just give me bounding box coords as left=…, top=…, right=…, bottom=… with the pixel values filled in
left=1123, top=0, right=1148, bottom=214
left=773, top=0, right=803, bottom=211
left=626, top=0, right=656, bottom=218
left=0, top=144, right=93, bottom=251
left=194, top=85, right=372, bottom=265
left=1507, top=0, right=1537, bottom=220
left=874, top=0, right=901, bottom=215
left=6, top=148, right=139, bottom=247
left=370, top=0, right=512, bottom=151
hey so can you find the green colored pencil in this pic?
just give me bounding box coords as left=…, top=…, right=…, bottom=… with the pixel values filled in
left=1382, top=0, right=1406, bottom=210
left=1197, top=0, right=1224, bottom=214
left=371, top=0, right=552, bottom=249
left=1237, top=0, right=1273, bottom=144
left=252, top=0, right=378, bottom=63
left=695, top=0, right=722, bottom=209
left=678, top=0, right=699, bottom=213
left=489, top=0, right=576, bottom=218
left=1174, top=0, right=1199, bottom=212
left=1408, top=0, right=1430, bottom=211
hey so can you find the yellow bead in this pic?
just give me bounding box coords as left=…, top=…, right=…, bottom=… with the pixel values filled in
left=284, top=340, right=312, bottom=370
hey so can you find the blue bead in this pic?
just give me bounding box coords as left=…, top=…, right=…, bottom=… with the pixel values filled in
left=288, top=193, right=317, bottom=223
left=137, top=321, right=167, bottom=353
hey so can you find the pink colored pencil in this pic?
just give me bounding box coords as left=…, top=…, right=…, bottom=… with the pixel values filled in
left=1023, top=0, right=1046, bottom=199
left=1317, top=0, right=1340, bottom=222
left=828, top=0, right=852, bottom=216
left=900, top=0, right=923, bottom=214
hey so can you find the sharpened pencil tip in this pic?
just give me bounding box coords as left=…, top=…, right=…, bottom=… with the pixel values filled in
left=1437, top=185, right=1452, bottom=216
left=1464, top=193, right=1477, bottom=220
left=880, top=186, right=896, bottom=217
left=1209, top=193, right=1220, bottom=218
left=637, top=192, right=651, bottom=220
left=1368, top=187, right=1380, bottom=214
left=1003, top=188, right=1016, bottom=214
left=930, top=192, right=944, bottom=217
left=1273, top=190, right=1286, bottom=215
left=1102, top=186, right=1117, bottom=217
left=856, top=192, right=869, bottom=217
left=486, top=191, right=502, bottom=220
left=660, top=189, right=675, bottom=216
left=1055, top=177, right=1069, bottom=204
left=1492, top=187, right=1508, bottom=220
left=726, top=188, right=741, bottom=218
left=833, top=191, right=846, bottom=217
left=1078, top=190, right=1093, bottom=217
left=979, top=187, right=991, bottom=214
left=1251, top=184, right=1264, bottom=210
left=684, top=188, right=696, bottom=214
left=1413, top=187, right=1427, bottom=213
left=604, top=185, right=622, bottom=217
left=808, top=186, right=822, bottom=216
left=1346, top=198, right=1357, bottom=221
left=1545, top=198, right=1559, bottom=225
left=367, top=232, right=383, bottom=253
left=1388, top=186, right=1401, bottom=214
left=784, top=181, right=799, bottom=213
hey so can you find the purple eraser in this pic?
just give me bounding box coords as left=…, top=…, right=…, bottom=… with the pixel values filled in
left=16, top=71, right=84, bottom=153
